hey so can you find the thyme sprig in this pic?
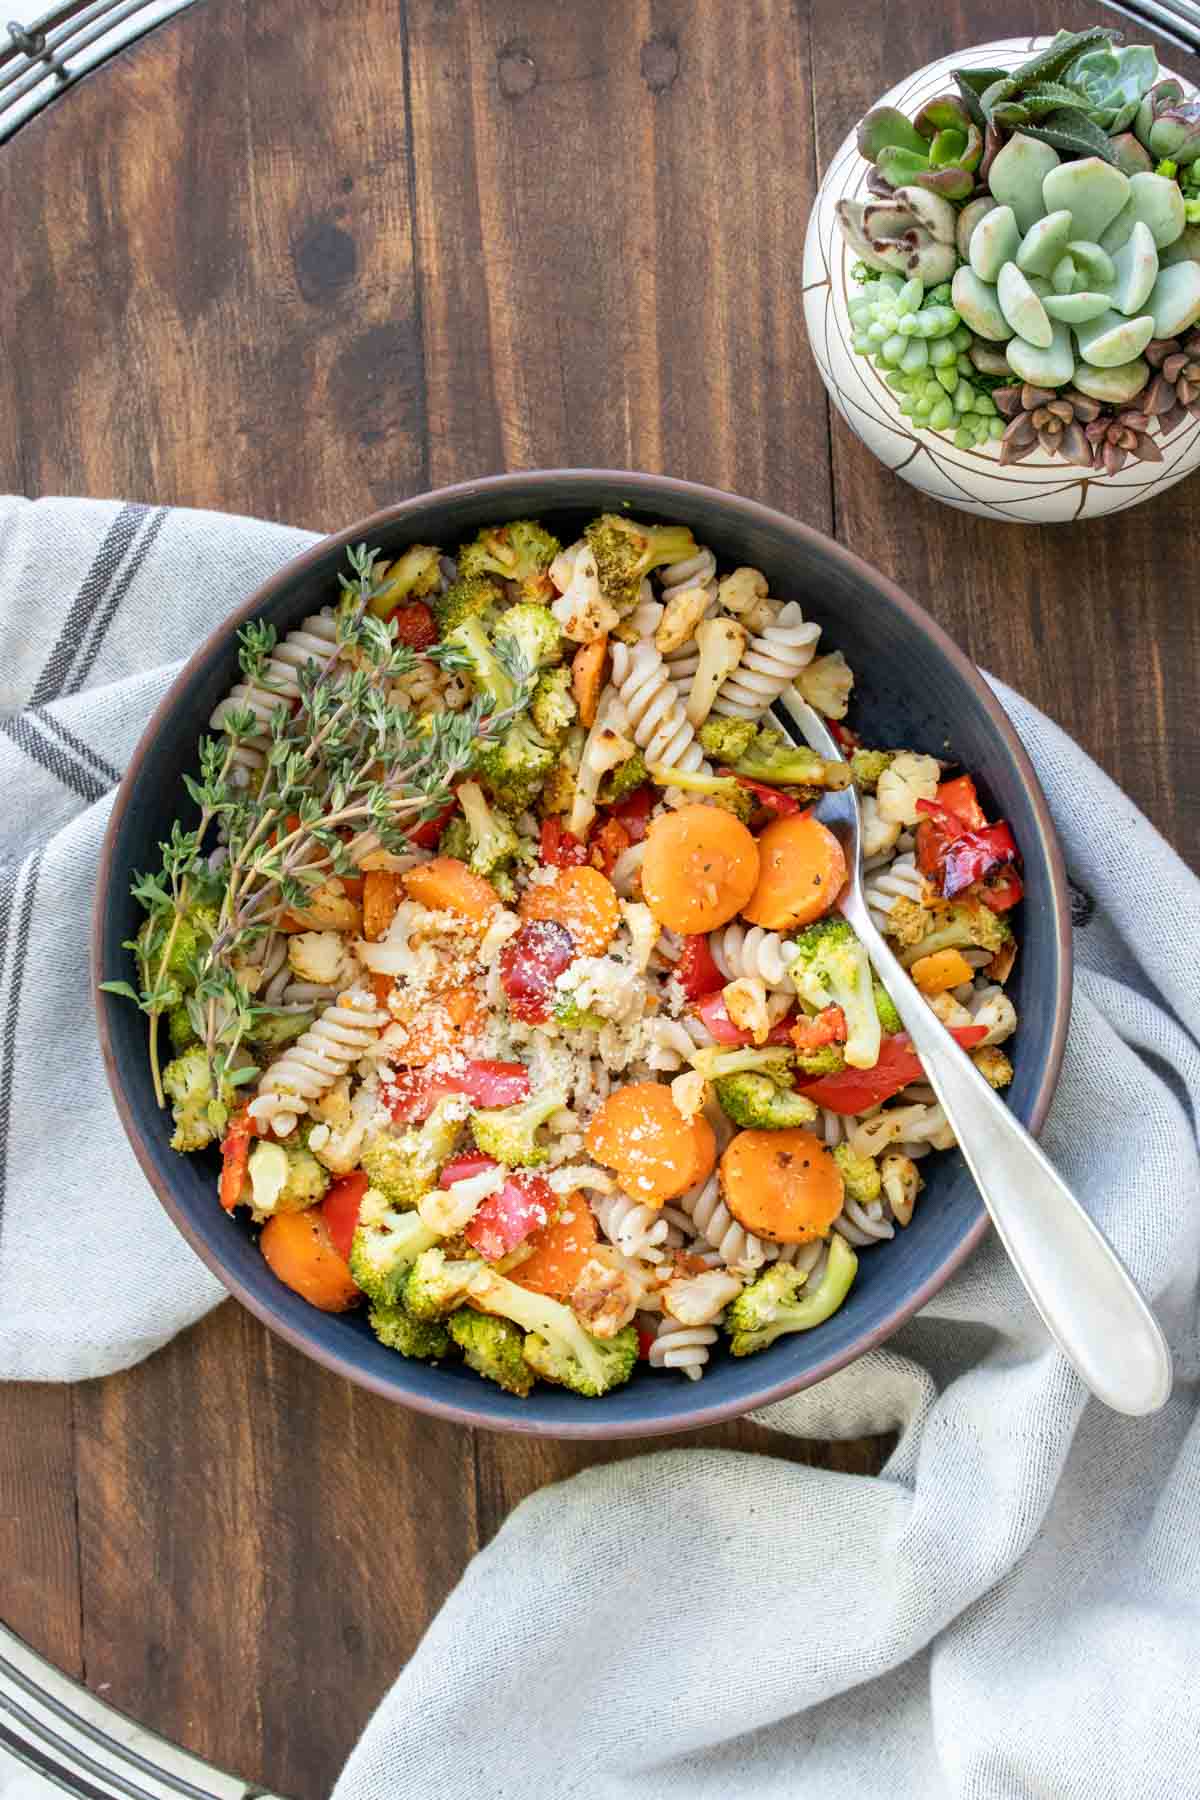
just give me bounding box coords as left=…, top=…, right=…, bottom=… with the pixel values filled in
left=104, top=544, right=533, bottom=1132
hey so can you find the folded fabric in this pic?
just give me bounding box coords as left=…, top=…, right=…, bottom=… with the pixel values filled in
left=2, top=495, right=1197, bottom=1799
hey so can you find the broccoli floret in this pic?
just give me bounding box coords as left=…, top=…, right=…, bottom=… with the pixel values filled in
left=136, top=902, right=218, bottom=995
left=873, top=981, right=902, bottom=1035
left=447, top=612, right=522, bottom=710
left=471, top=1091, right=566, bottom=1167
left=897, top=900, right=1012, bottom=967
left=360, top=1097, right=466, bottom=1210
left=882, top=897, right=933, bottom=950
left=458, top=520, right=561, bottom=597
left=473, top=719, right=556, bottom=814
left=792, top=1042, right=847, bottom=1079
left=447, top=1308, right=534, bottom=1395
left=369, top=1299, right=452, bottom=1360
left=689, top=1045, right=796, bottom=1083
left=788, top=920, right=881, bottom=1073
left=698, top=716, right=757, bottom=764
left=247, top=1008, right=315, bottom=1053
left=597, top=749, right=647, bottom=805
left=646, top=764, right=753, bottom=822
left=455, top=778, right=521, bottom=878
left=850, top=748, right=895, bottom=793
left=162, top=1046, right=222, bottom=1152
left=832, top=1143, right=881, bottom=1205
left=552, top=994, right=607, bottom=1031
left=973, top=1046, right=1014, bottom=1090
left=530, top=666, right=577, bottom=743
left=349, top=1206, right=441, bottom=1305
left=713, top=1073, right=818, bottom=1130
left=728, top=727, right=848, bottom=790
left=168, top=1000, right=199, bottom=1054
left=369, top=545, right=442, bottom=619
left=438, top=815, right=472, bottom=860
left=433, top=575, right=505, bottom=637
left=246, top=1137, right=330, bottom=1218
left=584, top=514, right=698, bottom=614
left=495, top=602, right=563, bottom=673
left=725, top=1237, right=859, bottom=1355
left=406, top=1249, right=637, bottom=1396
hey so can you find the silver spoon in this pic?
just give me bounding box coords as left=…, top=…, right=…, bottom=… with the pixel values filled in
left=780, top=691, right=1172, bottom=1418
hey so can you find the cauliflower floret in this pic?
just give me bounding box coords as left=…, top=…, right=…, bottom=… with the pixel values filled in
left=721, top=976, right=770, bottom=1045
left=654, top=586, right=709, bottom=655
left=972, top=990, right=1017, bottom=1047
left=620, top=900, right=659, bottom=972
left=716, top=567, right=776, bottom=633
left=927, top=990, right=974, bottom=1029
left=557, top=954, right=646, bottom=1026
left=284, top=881, right=363, bottom=934
left=685, top=616, right=747, bottom=728
left=567, top=694, right=637, bottom=840
left=876, top=751, right=941, bottom=826
left=660, top=1268, right=744, bottom=1326
left=670, top=1068, right=708, bottom=1122
left=550, top=543, right=620, bottom=643
left=796, top=650, right=854, bottom=720
left=973, top=1045, right=1014, bottom=1089
left=570, top=1255, right=642, bottom=1338
left=287, top=929, right=351, bottom=987
left=881, top=1151, right=921, bottom=1226
left=417, top=1164, right=506, bottom=1236
left=861, top=793, right=903, bottom=860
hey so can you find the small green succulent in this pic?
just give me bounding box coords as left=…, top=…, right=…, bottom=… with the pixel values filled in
left=847, top=273, right=1002, bottom=448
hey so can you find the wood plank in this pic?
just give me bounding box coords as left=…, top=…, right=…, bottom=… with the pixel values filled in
left=0, top=1386, right=81, bottom=1678
left=812, top=0, right=1200, bottom=865
left=72, top=1301, right=476, bottom=1798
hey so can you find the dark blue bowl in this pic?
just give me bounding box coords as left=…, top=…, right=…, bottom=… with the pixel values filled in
left=94, top=472, right=1071, bottom=1438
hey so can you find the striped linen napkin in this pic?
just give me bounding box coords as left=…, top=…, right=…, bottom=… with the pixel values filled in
left=2, top=493, right=1198, bottom=1799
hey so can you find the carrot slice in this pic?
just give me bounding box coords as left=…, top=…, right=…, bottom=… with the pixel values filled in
left=720, top=1128, right=844, bottom=1244
left=403, top=856, right=499, bottom=925
left=572, top=636, right=609, bottom=728
left=742, top=812, right=846, bottom=931
left=640, top=804, right=760, bottom=934
left=585, top=1081, right=706, bottom=1206
left=363, top=869, right=402, bottom=941
left=508, top=1203, right=599, bottom=1298
left=520, top=864, right=620, bottom=956
left=259, top=1209, right=362, bottom=1312
left=910, top=947, right=974, bottom=995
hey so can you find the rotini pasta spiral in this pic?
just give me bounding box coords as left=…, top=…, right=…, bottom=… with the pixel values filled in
left=210, top=611, right=339, bottom=772
left=591, top=1191, right=684, bottom=1265
left=247, top=989, right=390, bottom=1137
left=609, top=640, right=706, bottom=774
left=647, top=1314, right=718, bottom=1380
left=708, top=922, right=795, bottom=990
left=639, top=1017, right=700, bottom=1071
left=833, top=1196, right=896, bottom=1246
left=710, top=601, right=821, bottom=720
left=863, top=852, right=927, bottom=931
left=679, top=1171, right=773, bottom=1273
left=659, top=546, right=718, bottom=604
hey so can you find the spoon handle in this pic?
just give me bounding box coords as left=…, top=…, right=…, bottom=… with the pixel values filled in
left=841, top=889, right=1172, bottom=1417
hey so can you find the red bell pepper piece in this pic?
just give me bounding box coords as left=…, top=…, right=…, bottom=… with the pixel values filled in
left=735, top=776, right=803, bottom=817
left=589, top=817, right=631, bottom=876
left=540, top=817, right=589, bottom=868
left=407, top=798, right=459, bottom=850
left=940, top=822, right=1020, bottom=900
left=388, top=1059, right=531, bottom=1122
left=829, top=721, right=860, bottom=752
left=934, top=775, right=987, bottom=832
left=790, top=1006, right=847, bottom=1050
left=606, top=783, right=655, bottom=843
left=320, top=1171, right=370, bottom=1262
left=798, top=1025, right=987, bottom=1113
left=465, top=1172, right=557, bottom=1262
left=695, top=991, right=798, bottom=1046
left=674, top=934, right=726, bottom=1001
left=978, top=865, right=1024, bottom=912
left=438, top=1153, right=499, bottom=1188
left=388, top=601, right=438, bottom=650
left=636, top=1323, right=657, bottom=1361
left=218, top=1105, right=255, bottom=1212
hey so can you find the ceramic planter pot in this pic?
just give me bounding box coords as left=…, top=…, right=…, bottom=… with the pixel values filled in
left=803, top=36, right=1200, bottom=523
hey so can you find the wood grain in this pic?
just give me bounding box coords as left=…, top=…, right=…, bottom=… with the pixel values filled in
left=0, top=0, right=1194, bottom=1792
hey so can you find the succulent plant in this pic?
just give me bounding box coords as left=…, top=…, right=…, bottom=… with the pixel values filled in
left=856, top=96, right=982, bottom=201
left=1083, top=405, right=1165, bottom=473
left=1141, top=330, right=1200, bottom=430
left=836, top=187, right=959, bottom=283
left=1134, top=80, right=1200, bottom=167
left=950, top=140, right=1200, bottom=397
left=847, top=273, right=1002, bottom=447
left=993, top=383, right=1103, bottom=463
left=952, top=27, right=1160, bottom=166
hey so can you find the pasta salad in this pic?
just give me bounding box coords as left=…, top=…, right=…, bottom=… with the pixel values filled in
left=106, top=515, right=1023, bottom=1397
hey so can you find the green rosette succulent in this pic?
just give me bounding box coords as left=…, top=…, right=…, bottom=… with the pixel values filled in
left=949, top=136, right=1200, bottom=398
left=856, top=96, right=982, bottom=201
left=847, top=274, right=1003, bottom=449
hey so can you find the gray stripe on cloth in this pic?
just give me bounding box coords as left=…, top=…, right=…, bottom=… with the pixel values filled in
left=0, top=713, right=109, bottom=805
left=31, top=706, right=122, bottom=790
left=0, top=851, right=41, bottom=1236
left=64, top=506, right=170, bottom=699
left=29, top=503, right=152, bottom=705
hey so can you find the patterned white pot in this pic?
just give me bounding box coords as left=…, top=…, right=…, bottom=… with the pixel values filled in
left=803, top=37, right=1200, bottom=522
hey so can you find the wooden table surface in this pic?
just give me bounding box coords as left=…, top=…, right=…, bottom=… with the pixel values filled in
left=2, top=1, right=1198, bottom=1793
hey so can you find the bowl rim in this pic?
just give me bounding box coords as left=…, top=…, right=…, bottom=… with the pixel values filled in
left=93, top=468, right=1073, bottom=1438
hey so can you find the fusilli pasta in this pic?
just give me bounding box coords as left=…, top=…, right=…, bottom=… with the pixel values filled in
left=711, top=601, right=821, bottom=719
left=247, top=990, right=389, bottom=1136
